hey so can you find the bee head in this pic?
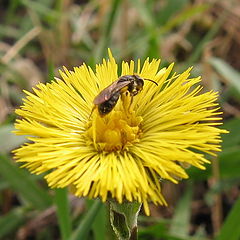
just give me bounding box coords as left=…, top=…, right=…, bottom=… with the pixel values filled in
left=127, top=75, right=144, bottom=96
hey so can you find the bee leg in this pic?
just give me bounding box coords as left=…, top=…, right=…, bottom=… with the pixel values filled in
left=121, top=91, right=131, bottom=116
left=128, top=95, right=134, bottom=114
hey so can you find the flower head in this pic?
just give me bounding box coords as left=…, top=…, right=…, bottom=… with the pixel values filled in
left=13, top=50, right=227, bottom=215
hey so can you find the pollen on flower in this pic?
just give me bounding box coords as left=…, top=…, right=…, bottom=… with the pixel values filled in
left=85, top=92, right=143, bottom=152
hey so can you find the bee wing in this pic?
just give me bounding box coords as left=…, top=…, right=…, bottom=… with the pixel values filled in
left=93, top=80, right=130, bottom=104
left=93, top=80, right=118, bottom=104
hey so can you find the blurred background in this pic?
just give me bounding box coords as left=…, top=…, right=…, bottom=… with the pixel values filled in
left=0, top=0, right=240, bottom=239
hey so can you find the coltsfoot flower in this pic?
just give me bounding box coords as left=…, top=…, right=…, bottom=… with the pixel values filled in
left=13, top=50, right=227, bottom=215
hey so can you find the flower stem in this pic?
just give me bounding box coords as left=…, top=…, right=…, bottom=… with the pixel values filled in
left=109, top=200, right=142, bottom=240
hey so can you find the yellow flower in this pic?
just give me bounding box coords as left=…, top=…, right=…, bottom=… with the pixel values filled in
left=13, top=50, right=227, bottom=215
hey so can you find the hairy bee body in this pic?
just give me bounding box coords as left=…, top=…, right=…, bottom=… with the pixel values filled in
left=93, top=75, right=157, bottom=116
left=98, top=91, right=120, bottom=115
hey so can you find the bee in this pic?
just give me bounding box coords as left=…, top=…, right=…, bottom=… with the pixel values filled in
left=93, top=75, right=158, bottom=116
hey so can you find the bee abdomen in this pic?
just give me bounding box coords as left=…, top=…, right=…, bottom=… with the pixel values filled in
left=98, top=91, right=120, bottom=115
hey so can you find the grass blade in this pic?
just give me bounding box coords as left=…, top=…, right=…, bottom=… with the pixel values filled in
left=159, top=3, right=209, bottom=35
left=129, top=0, right=158, bottom=58
left=130, top=0, right=156, bottom=29
left=157, top=0, right=189, bottom=25
left=95, top=0, right=122, bottom=62
left=20, top=0, right=59, bottom=20
left=185, top=12, right=226, bottom=66
left=209, top=57, right=240, bottom=94
left=69, top=200, right=103, bottom=240
left=54, top=188, right=72, bottom=240
left=215, top=197, right=240, bottom=240
left=92, top=204, right=106, bottom=240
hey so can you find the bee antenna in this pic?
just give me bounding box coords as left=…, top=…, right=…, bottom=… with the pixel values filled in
left=144, top=78, right=158, bottom=86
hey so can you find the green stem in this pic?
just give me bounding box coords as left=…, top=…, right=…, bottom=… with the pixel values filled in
left=109, top=200, right=142, bottom=240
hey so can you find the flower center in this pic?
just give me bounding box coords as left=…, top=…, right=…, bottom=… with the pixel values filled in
left=85, top=92, right=143, bottom=152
